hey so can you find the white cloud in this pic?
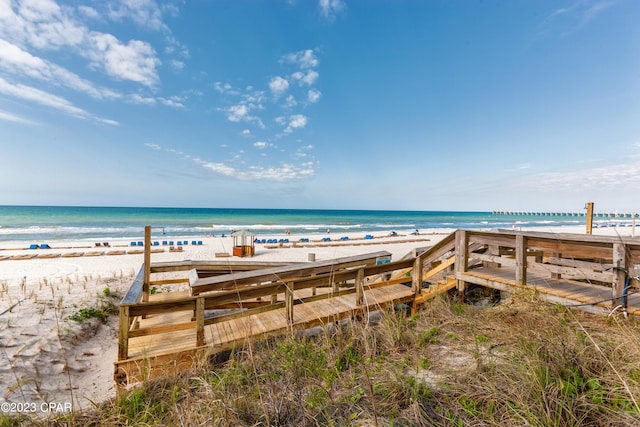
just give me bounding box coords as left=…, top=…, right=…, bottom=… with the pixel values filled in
left=292, top=70, right=319, bottom=86
left=307, top=89, right=321, bottom=103
left=224, top=102, right=264, bottom=127
left=520, top=161, right=640, bottom=191
left=319, top=0, right=346, bottom=20
left=149, top=142, right=317, bottom=181
left=169, top=59, right=184, bottom=70
left=284, top=114, right=308, bottom=134
left=130, top=93, right=157, bottom=105
left=269, top=76, right=289, bottom=98
left=159, top=96, right=185, bottom=108
left=282, top=49, right=319, bottom=69
left=240, top=129, right=252, bottom=137
left=214, top=82, right=232, bottom=93
left=0, top=39, right=120, bottom=100
left=88, top=33, right=160, bottom=87
left=227, top=104, right=249, bottom=122
left=224, top=161, right=316, bottom=181
left=107, top=0, right=167, bottom=32
left=284, top=94, right=297, bottom=108
left=0, top=76, right=117, bottom=125
left=0, top=109, right=39, bottom=125
left=0, top=0, right=171, bottom=90
left=77, top=5, right=100, bottom=19
left=541, top=0, right=615, bottom=36
left=196, top=160, right=237, bottom=176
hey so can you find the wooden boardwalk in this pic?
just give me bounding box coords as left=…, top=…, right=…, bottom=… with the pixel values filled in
left=114, top=228, right=640, bottom=388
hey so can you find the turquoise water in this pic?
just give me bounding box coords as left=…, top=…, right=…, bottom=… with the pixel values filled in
left=0, top=205, right=587, bottom=242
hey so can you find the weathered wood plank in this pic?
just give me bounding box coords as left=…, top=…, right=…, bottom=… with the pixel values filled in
left=191, top=251, right=392, bottom=295
left=121, top=266, right=146, bottom=305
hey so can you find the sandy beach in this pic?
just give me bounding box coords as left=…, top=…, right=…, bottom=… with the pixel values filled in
left=0, top=224, right=637, bottom=413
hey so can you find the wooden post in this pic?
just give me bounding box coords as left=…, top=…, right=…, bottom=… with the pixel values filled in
left=486, top=244, right=500, bottom=268
left=143, top=225, right=151, bottom=302
left=196, top=297, right=205, bottom=346
left=586, top=202, right=594, bottom=235
left=515, top=234, right=527, bottom=286
left=285, top=283, right=294, bottom=325
left=454, top=230, right=468, bottom=299
left=118, top=305, right=130, bottom=360
left=550, top=252, right=561, bottom=279
left=412, top=256, right=422, bottom=294
left=356, top=268, right=365, bottom=306
left=331, top=272, right=339, bottom=294
left=612, top=243, right=626, bottom=307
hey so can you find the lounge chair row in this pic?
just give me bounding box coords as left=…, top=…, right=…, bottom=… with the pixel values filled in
left=130, top=240, right=203, bottom=247
left=29, top=243, right=51, bottom=249
left=254, top=238, right=291, bottom=244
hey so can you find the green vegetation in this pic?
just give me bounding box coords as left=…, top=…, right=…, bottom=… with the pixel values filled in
left=5, top=292, right=640, bottom=426
left=67, top=292, right=118, bottom=324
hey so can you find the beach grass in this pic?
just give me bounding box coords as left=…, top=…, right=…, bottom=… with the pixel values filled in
left=4, top=291, right=639, bottom=426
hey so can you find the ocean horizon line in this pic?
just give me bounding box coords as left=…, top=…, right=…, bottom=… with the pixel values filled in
left=0, top=205, right=599, bottom=243
left=0, top=204, right=492, bottom=214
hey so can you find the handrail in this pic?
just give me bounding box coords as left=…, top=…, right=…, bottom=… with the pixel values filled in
left=454, top=229, right=640, bottom=307
left=117, top=253, right=426, bottom=361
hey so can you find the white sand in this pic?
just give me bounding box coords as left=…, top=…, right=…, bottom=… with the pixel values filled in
left=0, top=225, right=636, bottom=412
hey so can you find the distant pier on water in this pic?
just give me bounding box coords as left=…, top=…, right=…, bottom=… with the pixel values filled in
left=492, top=210, right=640, bottom=218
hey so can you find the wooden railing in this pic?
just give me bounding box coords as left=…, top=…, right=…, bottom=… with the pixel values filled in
left=454, top=229, right=640, bottom=305
left=116, top=239, right=459, bottom=363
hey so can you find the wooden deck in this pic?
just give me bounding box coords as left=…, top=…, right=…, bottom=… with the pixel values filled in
left=127, top=284, right=414, bottom=359
left=457, top=267, right=640, bottom=316
left=114, top=228, right=640, bottom=388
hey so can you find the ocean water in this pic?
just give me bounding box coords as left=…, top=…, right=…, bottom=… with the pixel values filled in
left=0, top=206, right=593, bottom=243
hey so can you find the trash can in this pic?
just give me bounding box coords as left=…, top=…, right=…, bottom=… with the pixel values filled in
left=308, top=253, right=316, bottom=262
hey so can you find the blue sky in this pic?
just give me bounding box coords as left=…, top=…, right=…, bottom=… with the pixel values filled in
left=1, top=0, right=638, bottom=212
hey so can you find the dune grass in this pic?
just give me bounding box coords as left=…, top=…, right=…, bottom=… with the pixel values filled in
left=4, top=290, right=640, bottom=426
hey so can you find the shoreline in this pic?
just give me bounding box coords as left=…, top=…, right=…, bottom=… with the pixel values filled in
left=0, top=224, right=638, bottom=413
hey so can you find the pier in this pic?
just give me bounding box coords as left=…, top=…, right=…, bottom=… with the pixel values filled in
left=492, top=210, right=639, bottom=218
left=115, top=229, right=640, bottom=389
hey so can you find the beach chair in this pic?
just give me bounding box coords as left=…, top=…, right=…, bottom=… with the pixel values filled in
left=192, top=241, right=197, bottom=245
left=169, top=241, right=174, bottom=245
left=197, top=241, right=203, bottom=245
left=138, top=241, right=143, bottom=246
left=162, top=241, right=168, bottom=245
left=103, top=242, right=110, bottom=247
left=40, top=243, right=51, bottom=249
left=95, top=242, right=102, bottom=247
left=130, top=242, right=137, bottom=246
left=153, top=241, right=159, bottom=246
left=341, top=236, right=349, bottom=241
left=29, top=244, right=39, bottom=249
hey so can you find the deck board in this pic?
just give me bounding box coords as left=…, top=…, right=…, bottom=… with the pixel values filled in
left=459, top=267, right=627, bottom=311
